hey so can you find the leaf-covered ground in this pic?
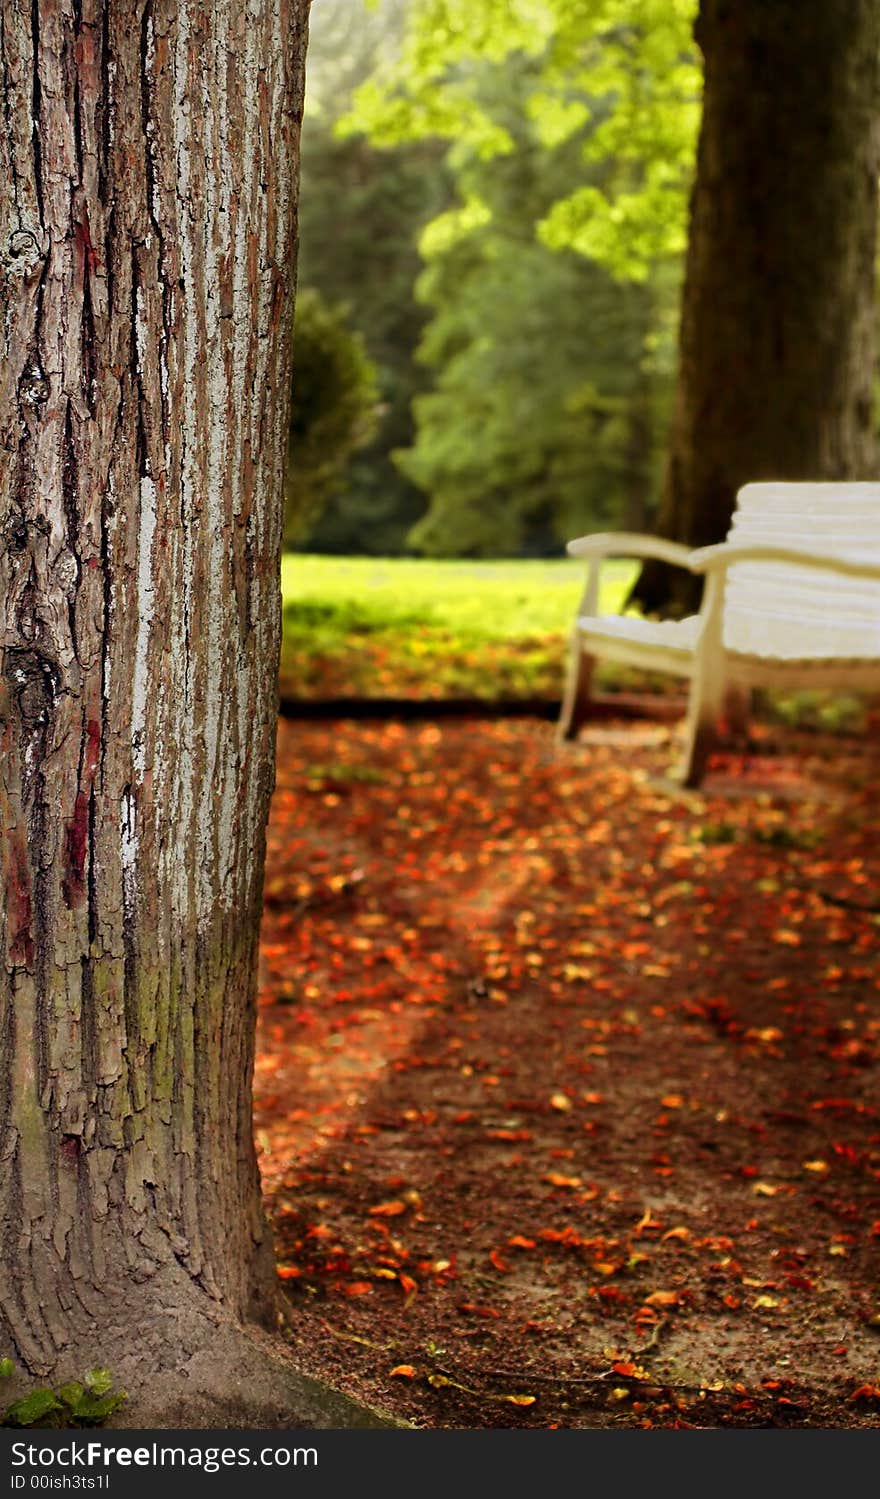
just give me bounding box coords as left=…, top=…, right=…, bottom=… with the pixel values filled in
left=255, top=713, right=880, bottom=1428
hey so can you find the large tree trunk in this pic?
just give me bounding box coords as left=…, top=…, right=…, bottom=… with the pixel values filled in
left=0, top=0, right=382, bottom=1429
left=633, top=0, right=880, bottom=614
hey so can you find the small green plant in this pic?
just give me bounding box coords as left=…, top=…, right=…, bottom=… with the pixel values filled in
left=304, top=761, right=386, bottom=787
left=0, top=1362, right=126, bottom=1429
left=694, top=820, right=739, bottom=845
left=752, top=823, right=823, bottom=851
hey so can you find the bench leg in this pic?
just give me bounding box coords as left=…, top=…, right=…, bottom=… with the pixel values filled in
left=723, top=683, right=752, bottom=738
left=557, top=638, right=595, bottom=741
left=679, top=670, right=724, bottom=787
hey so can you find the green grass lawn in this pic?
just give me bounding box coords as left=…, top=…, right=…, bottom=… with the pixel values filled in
left=279, top=553, right=636, bottom=699
left=278, top=552, right=870, bottom=731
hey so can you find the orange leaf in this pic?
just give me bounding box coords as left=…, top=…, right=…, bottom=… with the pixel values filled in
left=342, top=1281, right=373, bottom=1298
left=389, top=1365, right=416, bottom=1380
left=504, top=1394, right=536, bottom=1407
left=489, top=1249, right=511, bottom=1273
left=369, top=1199, right=408, bottom=1217
left=634, top=1207, right=661, bottom=1235
left=644, top=1290, right=680, bottom=1308
left=508, top=1235, right=536, bottom=1250
left=398, top=1273, right=418, bottom=1297
left=545, top=1173, right=582, bottom=1189
left=277, top=1265, right=302, bottom=1280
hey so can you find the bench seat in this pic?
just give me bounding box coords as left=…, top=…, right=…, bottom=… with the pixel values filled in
left=559, top=481, right=880, bottom=785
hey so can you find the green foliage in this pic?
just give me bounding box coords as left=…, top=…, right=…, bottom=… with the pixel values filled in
left=347, top=0, right=700, bottom=281
left=284, top=289, right=380, bottom=547
left=0, top=1363, right=126, bottom=1429
left=295, top=119, right=450, bottom=553
left=293, top=0, right=454, bottom=554
left=3, top=1390, right=62, bottom=1428
left=385, top=53, right=678, bottom=554
left=294, top=0, right=695, bottom=558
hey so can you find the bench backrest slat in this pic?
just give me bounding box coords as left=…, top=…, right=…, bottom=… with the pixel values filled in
left=722, top=482, right=880, bottom=657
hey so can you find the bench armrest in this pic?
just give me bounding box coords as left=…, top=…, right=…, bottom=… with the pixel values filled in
left=566, top=532, right=700, bottom=620
left=691, top=542, right=880, bottom=582
left=566, top=531, right=699, bottom=570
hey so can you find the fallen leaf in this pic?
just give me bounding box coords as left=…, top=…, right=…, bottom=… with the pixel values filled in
left=611, top=1361, right=647, bottom=1379
left=644, top=1290, right=680, bottom=1308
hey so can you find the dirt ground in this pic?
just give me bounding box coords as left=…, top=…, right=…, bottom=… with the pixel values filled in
left=254, top=712, right=880, bottom=1428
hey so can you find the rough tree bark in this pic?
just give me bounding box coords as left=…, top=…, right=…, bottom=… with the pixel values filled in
left=633, top=0, right=880, bottom=613
left=0, top=0, right=385, bottom=1428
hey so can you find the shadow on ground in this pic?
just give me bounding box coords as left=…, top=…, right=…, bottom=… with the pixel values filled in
left=255, top=714, right=880, bottom=1428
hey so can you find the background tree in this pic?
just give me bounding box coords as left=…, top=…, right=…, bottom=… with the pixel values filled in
left=396, top=57, right=676, bottom=556
left=340, top=0, right=697, bottom=556
left=296, top=0, right=452, bottom=554
left=0, top=0, right=375, bottom=1428
left=634, top=0, right=880, bottom=611
left=346, top=0, right=880, bottom=594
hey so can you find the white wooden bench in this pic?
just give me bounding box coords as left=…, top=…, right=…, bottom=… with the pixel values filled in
left=558, top=481, right=880, bottom=786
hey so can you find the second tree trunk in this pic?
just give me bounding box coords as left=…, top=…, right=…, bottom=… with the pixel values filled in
left=634, top=0, right=880, bottom=613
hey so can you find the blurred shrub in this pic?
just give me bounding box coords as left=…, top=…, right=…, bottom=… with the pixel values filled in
left=284, top=289, right=380, bottom=546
